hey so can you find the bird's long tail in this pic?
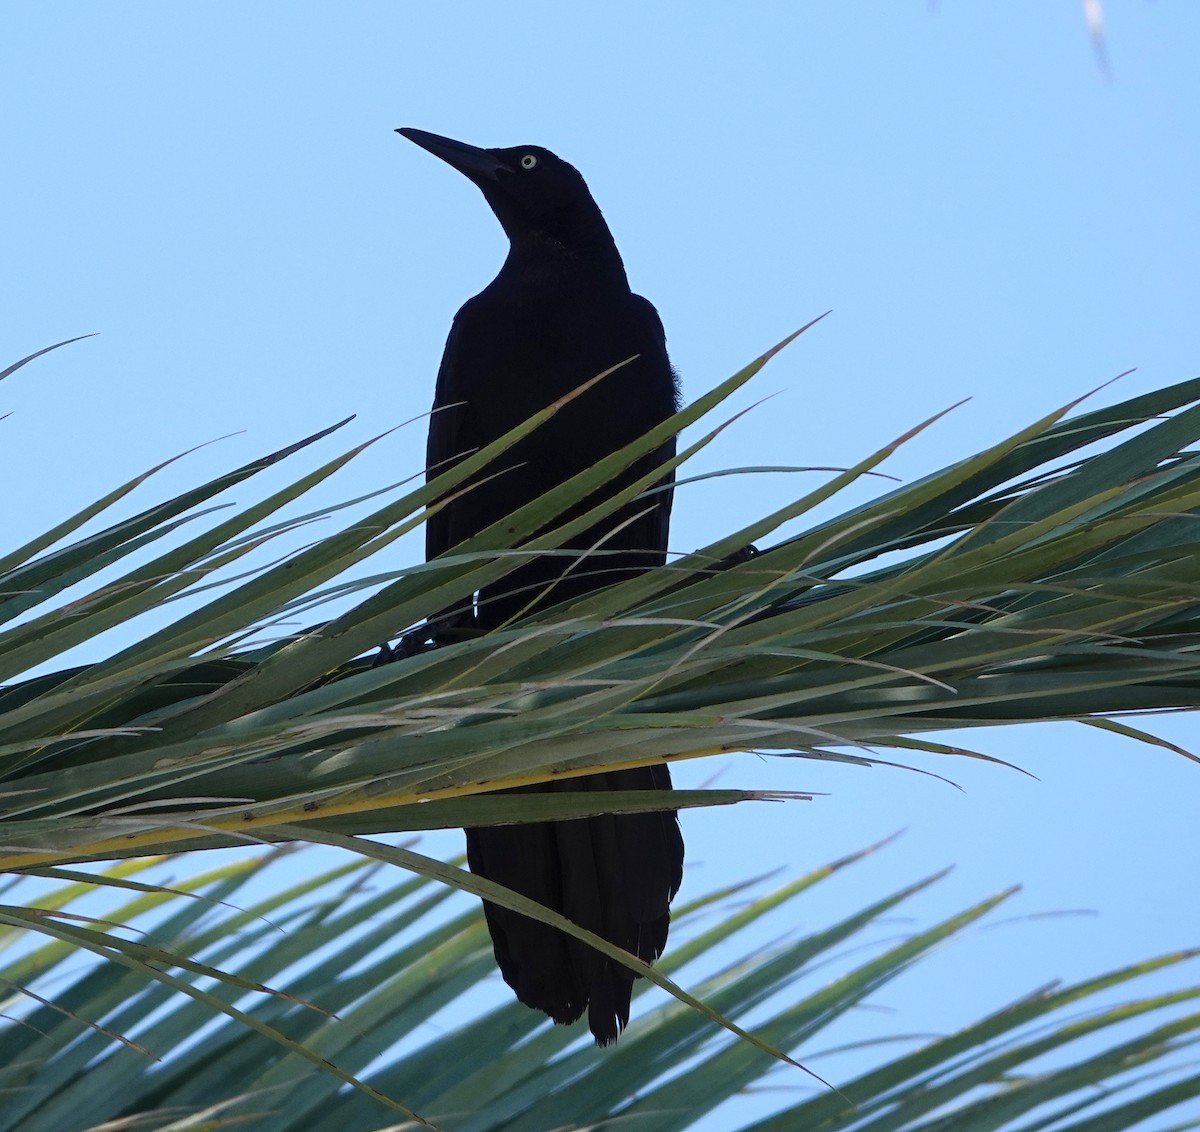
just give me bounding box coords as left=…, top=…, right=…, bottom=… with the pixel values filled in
left=465, top=764, right=683, bottom=1045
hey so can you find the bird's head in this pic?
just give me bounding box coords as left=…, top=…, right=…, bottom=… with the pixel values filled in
left=396, top=127, right=613, bottom=254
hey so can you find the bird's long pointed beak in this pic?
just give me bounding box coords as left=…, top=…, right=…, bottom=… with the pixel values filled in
left=396, top=127, right=502, bottom=184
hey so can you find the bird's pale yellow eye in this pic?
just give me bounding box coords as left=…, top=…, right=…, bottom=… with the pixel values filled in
left=520, top=154, right=538, bottom=170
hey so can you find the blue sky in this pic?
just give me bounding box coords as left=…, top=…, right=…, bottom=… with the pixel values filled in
left=4, top=3, right=1200, bottom=1126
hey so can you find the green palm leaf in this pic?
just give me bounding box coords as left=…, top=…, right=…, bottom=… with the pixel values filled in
left=1, top=842, right=1196, bottom=1130
left=3, top=336, right=1200, bottom=1126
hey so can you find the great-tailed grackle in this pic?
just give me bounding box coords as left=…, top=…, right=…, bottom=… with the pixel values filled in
left=396, top=127, right=683, bottom=1044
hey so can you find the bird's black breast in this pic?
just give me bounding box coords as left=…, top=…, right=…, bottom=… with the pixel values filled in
left=447, top=280, right=673, bottom=445
left=426, top=275, right=678, bottom=568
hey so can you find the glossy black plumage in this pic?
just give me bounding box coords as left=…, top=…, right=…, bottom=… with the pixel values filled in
left=396, top=127, right=683, bottom=1044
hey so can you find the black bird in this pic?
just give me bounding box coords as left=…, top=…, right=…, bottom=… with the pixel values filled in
left=396, top=127, right=683, bottom=1045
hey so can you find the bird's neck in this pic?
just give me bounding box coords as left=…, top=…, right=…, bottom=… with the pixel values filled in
left=501, top=224, right=630, bottom=290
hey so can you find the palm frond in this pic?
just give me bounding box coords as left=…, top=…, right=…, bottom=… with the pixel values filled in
left=2, top=343, right=1199, bottom=869
left=1, top=842, right=1196, bottom=1130
left=3, top=338, right=1200, bottom=1125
